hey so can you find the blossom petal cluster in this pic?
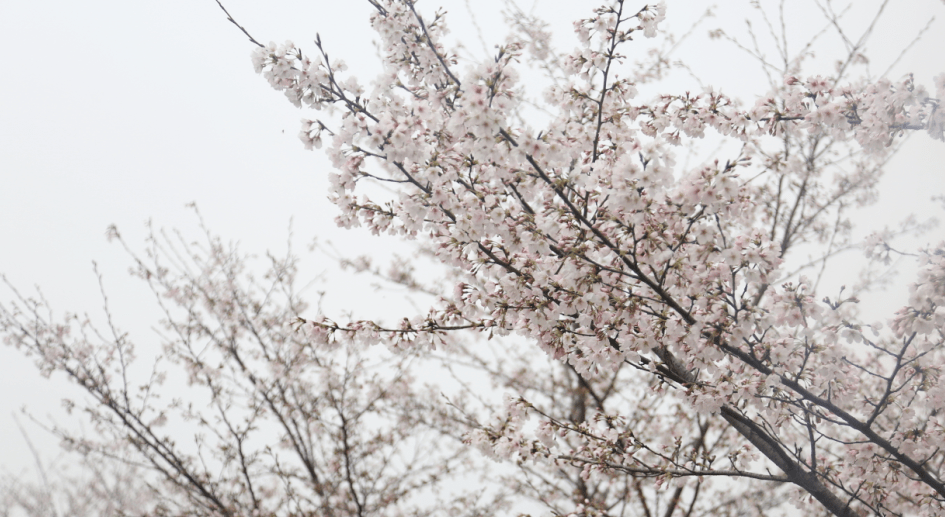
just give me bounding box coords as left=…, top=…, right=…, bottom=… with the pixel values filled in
left=247, top=1, right=945, bottom=514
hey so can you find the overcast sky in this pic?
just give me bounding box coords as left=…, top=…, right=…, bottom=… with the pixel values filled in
left=1, top=0, right=944, bottom=483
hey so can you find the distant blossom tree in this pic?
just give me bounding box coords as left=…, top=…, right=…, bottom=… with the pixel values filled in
left=3, top=0, right=945, bottom=516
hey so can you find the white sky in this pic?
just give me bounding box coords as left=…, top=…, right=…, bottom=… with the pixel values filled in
left=1, top=0, right=943, bottom=489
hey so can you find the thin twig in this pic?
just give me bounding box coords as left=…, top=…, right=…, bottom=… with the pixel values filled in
left=214, top=0, right=264, bottom=48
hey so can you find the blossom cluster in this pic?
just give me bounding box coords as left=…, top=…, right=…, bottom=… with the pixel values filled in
left=246, top=0, right=945, bottom=513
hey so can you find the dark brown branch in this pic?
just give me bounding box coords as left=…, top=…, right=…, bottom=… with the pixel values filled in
left=213, top=0, right=264, bottom=48
left=558, top=455, right=789, bottom=482
left=404, top=1, right=463, bottom=88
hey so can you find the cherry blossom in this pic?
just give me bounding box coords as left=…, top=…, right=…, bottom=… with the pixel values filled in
left=3, top=0, right=944, bottom=515
left=248, top=0, right=944, bottom=514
